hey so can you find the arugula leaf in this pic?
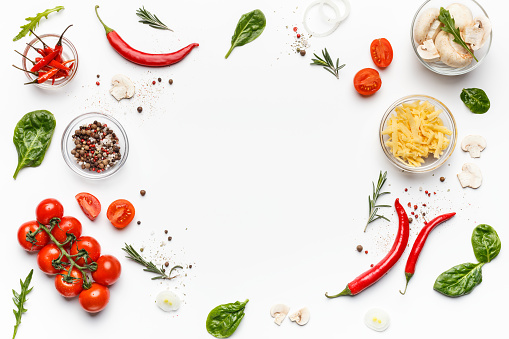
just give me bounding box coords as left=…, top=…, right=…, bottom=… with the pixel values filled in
left=225, top=9, right=266, bottom=59
left=472, top=224, right=501, bottom=263
left=13, top=6, right=65, bottom=42
left=438, top=7, right=478, bottom=62
left=12, top=269, right=34, bottom=339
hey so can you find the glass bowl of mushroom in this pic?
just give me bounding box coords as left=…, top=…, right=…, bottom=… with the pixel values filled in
left=411, top=0, right=491, bottom=75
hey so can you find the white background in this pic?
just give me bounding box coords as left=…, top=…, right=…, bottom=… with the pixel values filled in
left=1, top=0, right=506, bottom=338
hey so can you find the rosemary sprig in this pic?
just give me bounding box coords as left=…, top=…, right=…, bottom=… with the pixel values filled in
left=122, top=243, right=182, bottom=280
left=310, top=48, right=345, bottom=79
left=136, top=7, right=173, bottom=31
left=12, top=269, right=34, bottom=339
left=365, top=171, right=391, bottom=232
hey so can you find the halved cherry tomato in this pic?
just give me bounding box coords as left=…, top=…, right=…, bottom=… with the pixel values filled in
left=107, top=199, right=135, bottom=229
left=55, top=267, right=83, bottom=297
left=75, top=193, right=101, bottom=221
left=37, top=243, right=69, bottom=275
left=36, top=198, right=64, bottom=225
left=17, top=220, right=50, bottom=252
left=79, top=283, right=110, bottom=313
left=92, top=255, right=121, bottom=286
left=70, top=236, right=101, bottom=266
left=353, top=68, right=382, bottom=96
left=51, top=216, right=82, bottom=245
left=370, top=38, right=393, bottom=68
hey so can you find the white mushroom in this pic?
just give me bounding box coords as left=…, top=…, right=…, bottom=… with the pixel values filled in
left=426, top=19, right=442, bottom=41
left=446, top=3, right=474, bottom=30
left=289, top=307, right=310, bottom=326
left=413, top=8, right=440, bottom=45
left=417, top=39, right=440, bottom=62
left=463, top=15, right=491, bottom=50
left=364, top=308, right=390, bottom=332
left=110, top=74, right=135, bottom=101
left=270, top=304, right=290, bottom=325
left=457, top=163, right=482, bottom=188
left=435, top=31, right=473, bottom=68
left=461, top=135, right=486, bottom=158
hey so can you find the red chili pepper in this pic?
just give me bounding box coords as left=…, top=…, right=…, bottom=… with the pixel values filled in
left=23, top=68, right=60, bottom=85
left=31, top=50, right=59, bottom=72
left=325, top=199, right=410, bottom=298
left=95, top=6, right=198, bottom=67
left=54, top=25, right=73, bottom=63
left=29, top=29, right=52, bottom=54
left=399, top=212, right=455, bottom=295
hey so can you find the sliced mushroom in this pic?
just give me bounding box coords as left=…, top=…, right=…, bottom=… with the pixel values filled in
left=435, top=31, right=473, bottom=68
left=426, top=19, right=442, bottom=41
left=110, top=74, right=135, bottom=101
left=413, top=8, right=440, bottom=45
left=446, top=3, right=474, bottom=30
left=457, top=163, right=482, bottom=188
left=417, top=39, right=440, bottom=62
left=461, top=135, right=486, bottom=158
left=289, top=307, right=310, bottom=326
left=270, top=304, right=290, bottom=325
left=463, top=15, right=491, bottom=50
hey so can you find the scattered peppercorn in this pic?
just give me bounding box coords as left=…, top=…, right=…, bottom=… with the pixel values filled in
left=404, top=188, right=408, bottom=192
left=140, top=248, right=144, bottom=252
left=152, top=80, right=156, bottom=85
left=300, top=49, right=306, bottom=56
left=365, top=250, right=368, bottom=254
left=137, top=221, right=141, bottom=225
left=140, top=190, right=146, bottom=196
left=370, top=264, right=374, bottom=267
left=422, top=212, right=426, bottom=216
left=356, top=245, right=363, bottom=252
left=158, top=78, right=162, bottom=82
left=164, top=230, right=168, bottom=234
left=96, top=81, right=100, bottom=86
left=168, top=79, right=173, bottom=85
left=96, top=74, right=100, bottom=78
left=409, top=217, right=413, bottom=223
left=164, top=262, right=169, bottom=267
left=168, top=236, right=172, bottom=241
left=189, top=264, right=192, bottom=268
left=297, top=33, right=301, bottom=38
left=162, top=268, right=166, bottom=273
left=137, top=106, right=143, bottom=113
left=440, top=177, right=445, bottom=182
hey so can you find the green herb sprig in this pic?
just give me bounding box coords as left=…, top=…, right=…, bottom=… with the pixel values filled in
left=365, top=171, right=390, bottom=232
left=13, top=6, right=65, bottom=41
left=12, top=269, right=34, bottom=339
left=438, top=7, right=478, bottom=62
left=136, top=7, right=172, bottom=31
left=122, top=243, right=182, bottom=280
left=310, top=48, right=345, bottom=79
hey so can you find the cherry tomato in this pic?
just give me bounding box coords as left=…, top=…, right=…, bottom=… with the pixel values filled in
left=92, top=255, right=121, bottom=286
left=70, top=236, right=101, bottom=266
left=17, top=220, right=49, bottom=252
left=75, top=193, right=101, bottom=221
left=36, top=198, right=64, bottom=225
left=107, top=199, right=135, bottom=229
left=37, top=243, right=69, bottom=275
left=353, top=68, right=382, bottom=96
left=79, top=283, right=110, bottom=313
left=55, top=267, right=83, bottom=297
left=370, top=38, right=393, bottom=68
left=51, top=216, right=82, bottom=245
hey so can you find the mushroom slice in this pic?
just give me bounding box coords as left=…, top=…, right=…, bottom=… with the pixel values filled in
left=413, top=8, right=440, bottom=45
left=426, top=19, right=442, bottom=41
left=461, top=135, right=486, bottom=158
left=110, top=74, right=135, bottom=101
left=155, top=290, right=181, bottom=312
left=457, top=163, right=482, bottom=188
left=289, top=307, right=310, bottom=326
left=446, top=3, right=474, bottom=30
left=435, top=31, right=473, bottom=68
left=270, top=304, right=290, bottom=325
left=463, top=15, right=491, bottom=50
left=364, top=308, right=390, bottom=332
left=417, top=39, right=440, bottom=63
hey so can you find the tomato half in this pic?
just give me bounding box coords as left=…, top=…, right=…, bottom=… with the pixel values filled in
left=370, top=38, right=393, bottom=68
left=92, top=255, right=122, bottom=286
left=353, top=68, right=382, bottom=96
left=79, top=283, right=110, bottom=313
left=75, top=193, right=101, bottom=221
left=70, top=236, right=101, bottom=266
left=17, top=220, right=50, bottom=252
left=107, top=199, right=135, bottom=229
left=51, top=216, right=82, bottom=245
left=36, top=198, right=64, bottom=225
left=55, top=267, right=83, bottom=297
left=37, top=243, right=69, bottom=275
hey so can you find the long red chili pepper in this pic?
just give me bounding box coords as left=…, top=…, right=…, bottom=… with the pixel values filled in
left=325, top=198, right=409, bottom=298
left=54, top=25, right=73, bottom=63
left=31, top=50, right=59, bottom=72
left=95, top=6, right=198, bottom=67
left=399, top=212, right=456, bottom=295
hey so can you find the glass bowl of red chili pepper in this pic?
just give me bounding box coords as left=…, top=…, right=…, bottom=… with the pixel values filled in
left=21, top=33, right=78, bottom=89
left=61, top=112, right=129, bottom=180
left=379, top=95, right=457, bottom=173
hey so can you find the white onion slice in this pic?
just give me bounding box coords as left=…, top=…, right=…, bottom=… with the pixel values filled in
left=321, top=0, right=350, bottom=23
left=156, top=290, right=181, bottom=312
left=364, top=308, right=390, bottom=332
left=303, top=0, right=350, bottom=37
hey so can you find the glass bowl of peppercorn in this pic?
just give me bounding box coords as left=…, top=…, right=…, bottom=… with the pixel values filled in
left=61, top=112, right=129, bottom=179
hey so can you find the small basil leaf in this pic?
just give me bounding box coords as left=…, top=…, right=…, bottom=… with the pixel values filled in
left=206, top=299, right=249, bottom=338
left=225, top=9, right=266, bottom=59
left=460, top=88, right=490, bottom=114
left=472, top=224, right=501, bottom=263
left=13, top=110, right=56, bottom=179
left=433, top=262, right=483, bottom=297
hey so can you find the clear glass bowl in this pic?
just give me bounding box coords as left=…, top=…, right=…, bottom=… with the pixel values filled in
left=411, top=0, right=491, bottom=76
left=379, top=95, right=457, bottom=173
left=61, top=113, right=129, bottom=180
left=21, top=34, right=78, bottom=89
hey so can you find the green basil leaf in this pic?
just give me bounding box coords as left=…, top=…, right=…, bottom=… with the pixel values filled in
left=13, top=110, right=56, bottom=179
left=460, top=88, right=490, bottom=114
left=225, top=9, right=266, bottom=59
left=433, top=262, right=483, bottom=297
left=206, top=299, right=249, bottom=338
left=472, top=224, right=501, bottom=263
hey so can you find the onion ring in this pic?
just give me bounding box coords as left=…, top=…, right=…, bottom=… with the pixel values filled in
left=303, top=0, right=350, bottom=37
left=321, top=0, right=350, bottom=23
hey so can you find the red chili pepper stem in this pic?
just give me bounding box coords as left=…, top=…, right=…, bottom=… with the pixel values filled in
left=95, top=6, right=115, bottom=35
left=56, top=24, right=73, bottom=47
left=12, top=64, right=38, bottom=75
left=29, top=29, right=49, bottom=49
left=15, top=50, right=35, bottom=64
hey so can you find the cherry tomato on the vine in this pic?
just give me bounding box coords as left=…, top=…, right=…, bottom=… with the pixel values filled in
left=70, top=236, right=101, bottom=266
left=353, top=68, right=382, bottom=96
left=370, top=38, right=393, bottom=68
left=92, top=255, right=121, bottom=286
left=17, top=220, right=49, bottom=252
left=107, top=199, right=135, bottom=229
left=37, top=243, right=69, bottom=275
left=36, top=198, right=64, bottom=225
left=51, top=216, right=82, bottom=245
left=75, top=193, right=101, bottom=221
left=79, top=283, right=110, bottom=313
left=55, top=267, right=83, bottom=297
